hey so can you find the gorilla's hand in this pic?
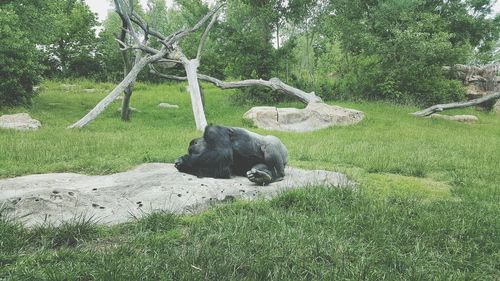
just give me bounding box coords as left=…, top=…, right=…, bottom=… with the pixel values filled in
left=174, top=155, right=189, bottom=170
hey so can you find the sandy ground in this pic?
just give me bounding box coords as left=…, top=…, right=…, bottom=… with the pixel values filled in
left=0, top=163, right=353, bottom=226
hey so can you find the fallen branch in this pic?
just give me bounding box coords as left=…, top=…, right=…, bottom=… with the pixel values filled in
left=411, top=92, right=500, bottom=117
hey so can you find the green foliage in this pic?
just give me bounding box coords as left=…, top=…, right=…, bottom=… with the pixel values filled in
left=219, top=0, right=276, bottom=80
left=0, top=0, right=101, bottom=106
left=0, top=6, right=41, bottom=106
left=317, top=0, right=498, bottom=105
left=97, top=12, right=128, bottom=82
left=41, top=0, right=100, bottom=78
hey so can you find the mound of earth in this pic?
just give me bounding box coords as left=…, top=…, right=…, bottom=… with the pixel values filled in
left=0, top=163, right=353, bottom=226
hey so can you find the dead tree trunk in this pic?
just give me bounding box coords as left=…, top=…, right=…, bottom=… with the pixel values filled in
left=411, top=92, right=500, bottom=117
left=181, top=56, right=207, bottom=131
left=115, top=9, right=134, bottom=121
left=67, top=0, right=223, bottom=129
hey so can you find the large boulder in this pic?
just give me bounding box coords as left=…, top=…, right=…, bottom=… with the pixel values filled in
left=0, top=163, right=353, bottom=226
left=0, top=113, right=41, bottom=131
left=243, top=102, right=364, bottom=132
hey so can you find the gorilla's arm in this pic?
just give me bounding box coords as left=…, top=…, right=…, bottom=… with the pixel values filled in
left=262, top=144, right=286, bottom=180
left=230, top=128, right=288, bottom=182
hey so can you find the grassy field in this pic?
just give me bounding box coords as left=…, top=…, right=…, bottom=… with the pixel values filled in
left=1, top=80, right=499, bottom=280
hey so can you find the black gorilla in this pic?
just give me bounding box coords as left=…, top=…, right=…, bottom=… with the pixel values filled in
left=174, top=125, right=288, bottom=185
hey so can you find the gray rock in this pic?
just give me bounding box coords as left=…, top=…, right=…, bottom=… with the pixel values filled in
left=82, top=89, right=96, bottom=93
left=117, top=107, right=138, bottom=112
left=0, top=113, right=41, bottom=131
left=0, top=163, right=353, bottom=226
left=61, top=84, right=77, bottom=90
left=158, top=103, right=179, bottom=109
left=243, top=102, right=364, bottom=132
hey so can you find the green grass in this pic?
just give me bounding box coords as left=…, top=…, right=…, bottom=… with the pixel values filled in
left=1, top=80, right=499, bottom=280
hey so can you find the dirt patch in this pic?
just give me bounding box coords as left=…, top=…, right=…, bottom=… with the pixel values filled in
left=0, top=163, right=353, bottom=226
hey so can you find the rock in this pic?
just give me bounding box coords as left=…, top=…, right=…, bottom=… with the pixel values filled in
left=61, top=84, right=77, bottom=90
left=243, top=102, right=364, bottom=132
left=0, top=113, right=41, bottom=131
left=430, top=114, right=478, bottom=123
left=117, top=107, right=138, bottom=112
left=0, top=163, right=353, bottom=226
left=465, top=84, right=498, bottom=111
left=82, top=89, right=96, bottom=93
left=158, top=103, right=179, bottom=109
left=465, top=84, right=486, bottom=99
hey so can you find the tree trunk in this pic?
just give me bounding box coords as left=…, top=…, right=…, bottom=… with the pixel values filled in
left=411, top=92, right=500, bottom=117
left=120, top=86, right=133, bottom=121
left=120, top=52, right=141, bottom=121
left=181, top=57, right=207, bottom=131
left=68, top=55, right=150, bottom=128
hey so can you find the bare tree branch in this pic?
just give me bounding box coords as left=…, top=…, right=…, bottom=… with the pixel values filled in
left=131, top=11, right=166, bottom=41
left=197, top=11, right=220, bottom=60
left=165, top=3, right=224, bottom=46
left=151, top=69, right=323, bottom=104
left=114, top=0, right=141, bottom=45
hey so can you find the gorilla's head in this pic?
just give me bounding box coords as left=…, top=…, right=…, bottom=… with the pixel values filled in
left=188, top=137, right=206, bottom=155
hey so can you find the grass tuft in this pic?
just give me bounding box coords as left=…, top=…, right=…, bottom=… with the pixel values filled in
left=28, top=215, right=98, bottom=248
left=134, top=211, right=180, bottom=233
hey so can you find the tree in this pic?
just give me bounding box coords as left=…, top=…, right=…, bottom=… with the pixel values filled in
left=68, top=0, right=224, bottom=129
left=42, top=0, right=100, bottom=78
left=69, top=0, right=335, bottom=131
left=96, top=11, right=126, bottom=82
left=0, top=5, right=41, bottom=106
left=322, top=0, right=500, bottom=105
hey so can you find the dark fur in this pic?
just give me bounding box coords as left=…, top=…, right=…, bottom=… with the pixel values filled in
left=175, top=125, right=288, bottom=183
